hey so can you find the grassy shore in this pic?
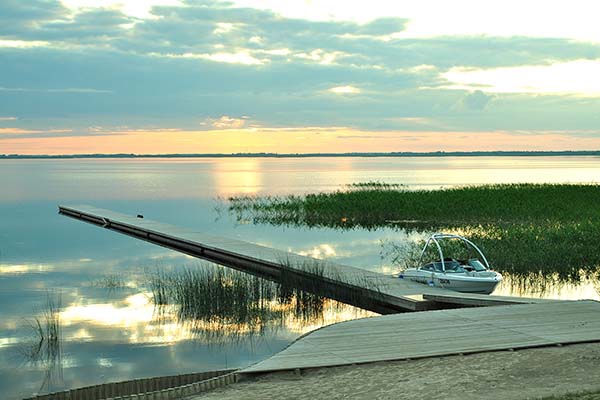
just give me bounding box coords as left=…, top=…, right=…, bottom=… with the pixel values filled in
left=228, top=183, right=600, bottom=281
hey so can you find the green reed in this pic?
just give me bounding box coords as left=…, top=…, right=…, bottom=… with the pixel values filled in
left=91, top=273, right=128, bottom=289
left=229, top=183, right=600, bottom=228
left=23, top=292, right=62, bottom=361
left=147, top=263, right=344, bottom=333
left=21, top=292, right=63, bottom=392
left=228, top=183, right=600, bottom=281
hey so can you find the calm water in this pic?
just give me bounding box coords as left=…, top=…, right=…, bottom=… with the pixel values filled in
left=1, top=156, right=600, bottom=399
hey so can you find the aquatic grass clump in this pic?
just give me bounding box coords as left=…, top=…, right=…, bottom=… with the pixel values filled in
left=23, top=292, right=62, bottom=361
left=150, top=265, right=277, bottom=325
left=91, top=273, right=128, bottom=289
left=147, top=262, right=362, bottom=336
left=228, top=183, right=600, bottom=229
left=20, top=292, right=64, bottom=392
left=228, top=183, right=600, bottom=282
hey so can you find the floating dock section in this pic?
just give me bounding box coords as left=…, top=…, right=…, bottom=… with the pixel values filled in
left=241, top=300, right=600, bottom=374
left=59, top=205, right=549, bottom=313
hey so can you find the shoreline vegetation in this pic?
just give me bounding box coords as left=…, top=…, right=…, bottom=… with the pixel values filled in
left=228, top=183, right=600, bottom=284
left=2, top=150, right=600, bottom=159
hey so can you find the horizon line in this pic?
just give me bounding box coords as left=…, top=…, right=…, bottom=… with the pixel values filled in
left=2, top=150, right=600, bottom=159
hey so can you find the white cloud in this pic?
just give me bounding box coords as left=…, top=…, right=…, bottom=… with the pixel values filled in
left=198, top=51, right=265, bottom=65
left=294, top=49, right=347, bottom=65
left=203, top=116, right=248, bottom=129
left=219, top=0, right=600, bottom=42
left=213, top=22, right=235, bottom=35
left=153, top=51, right=267, bottom=65
left=0, top=40, right=50, bottom=48
left=0, top=87, right=112, bottom=94
left=60, top=0, right=183, bottom=19
left=442, top=59, right=600, bottom=96
left=329, top=85, right=361, bottom=94
left=248, top=36, right=263, bottom=44
left=259, top=48, right=292, bottom=56
left=0, top=117, right=17, bottom=121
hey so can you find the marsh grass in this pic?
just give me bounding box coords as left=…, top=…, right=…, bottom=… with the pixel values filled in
left=91, top=273, right=128, bottom=289
left=228, top=183, right=600, bottom=229
left=147, top=262, right=356, bottom=339
left=20, top=292, right=63, bottom=392
left=539, top=389, right=600, bottom=400
left=23, top=293, right=61, bottom=361
left=228, top=183, right=600, bottom=282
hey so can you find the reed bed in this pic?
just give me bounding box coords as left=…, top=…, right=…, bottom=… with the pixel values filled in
left=147, top=263, right=349, bottom=337
left=91, top=273, right=128, bottom=289
left=228, top=183, right=600, bottom=281
left=228, top=183, right=600, bottom=228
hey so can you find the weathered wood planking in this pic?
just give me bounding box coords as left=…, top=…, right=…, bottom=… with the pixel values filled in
left=59, top=205, right=549, bottom=313
left=241, top=300, right=600, bottom=373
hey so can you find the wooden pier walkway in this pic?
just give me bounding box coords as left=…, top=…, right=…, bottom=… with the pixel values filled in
left=241, top=300, right=600, bottom=374
left=59, top=205, right=547, bottom=313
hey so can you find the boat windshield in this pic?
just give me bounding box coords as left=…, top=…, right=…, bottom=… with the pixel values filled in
left=468, top=259, right=487, bottom=271
left=431, top=260, right=464, bottom=272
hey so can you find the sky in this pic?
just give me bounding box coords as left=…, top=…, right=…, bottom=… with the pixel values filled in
left=1, top=0, right=600, bottom=154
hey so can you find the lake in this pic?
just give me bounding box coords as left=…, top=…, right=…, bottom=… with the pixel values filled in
left=1, top=156, right=599, bottom=399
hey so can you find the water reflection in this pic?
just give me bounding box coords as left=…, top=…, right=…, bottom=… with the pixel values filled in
left=4, top=157, right=600, bottom=399
left=494, top=269, right=600, bottom=301
left=148, top=264, right=375, bottom=343
left=3, top=156, right=600, bottom=202
left=227, top=183, right=600, bottom=301
left=3, top=260, right=373, bottom=399
left=212, top=158, right=263, bottom=196
left=18, top=292, right=64, bottom=394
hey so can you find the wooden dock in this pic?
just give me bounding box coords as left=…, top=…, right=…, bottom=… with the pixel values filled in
left=59, top=205, right=548, bottom=313
left=241, top=300, right=600, bottom=374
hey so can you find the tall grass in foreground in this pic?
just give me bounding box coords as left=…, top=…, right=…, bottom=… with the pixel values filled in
left=227, top=183, right=600, bottom=281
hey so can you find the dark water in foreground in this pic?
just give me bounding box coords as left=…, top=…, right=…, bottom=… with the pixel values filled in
left=1, top=156, right=599, bottom=399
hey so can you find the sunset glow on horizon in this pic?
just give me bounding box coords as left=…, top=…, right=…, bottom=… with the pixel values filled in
left=2, top=1, right=600, bottom=154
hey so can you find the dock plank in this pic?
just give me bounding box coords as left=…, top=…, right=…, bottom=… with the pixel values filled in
left=58, top=205, right=551, bottom=313
left=241, top=300, right=600, bottom=374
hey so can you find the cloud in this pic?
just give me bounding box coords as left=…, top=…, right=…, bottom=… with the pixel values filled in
left=203, top=116, right=249, bottom=129
left=60, top=0, right=183, bottom=19
left=1, top=0, right=600, bottom=147
left=0, top=86, right=113, bottom=93
left=0, top=0, right=69, bottom=38
left=157, top=50, right=267, bottom=65
left=0, top=39, right=50, bottom=48
left=443, top=60, right=600, bottom=96
left=0, top=117, right=17, bottom=121
left=0, top=127, right=73, bottom=134
left=356, top=18, right=407, bottom=35
left=329, top=85, right=361, bottom=94
left=458, top=90, right=494, bottom=111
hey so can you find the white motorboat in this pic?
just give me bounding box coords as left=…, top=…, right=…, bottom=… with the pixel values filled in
left=399, top=233, right=502, bottom=294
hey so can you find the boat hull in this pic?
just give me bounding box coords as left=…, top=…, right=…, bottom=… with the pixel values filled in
left=401, top=270, right=501, bottom=295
